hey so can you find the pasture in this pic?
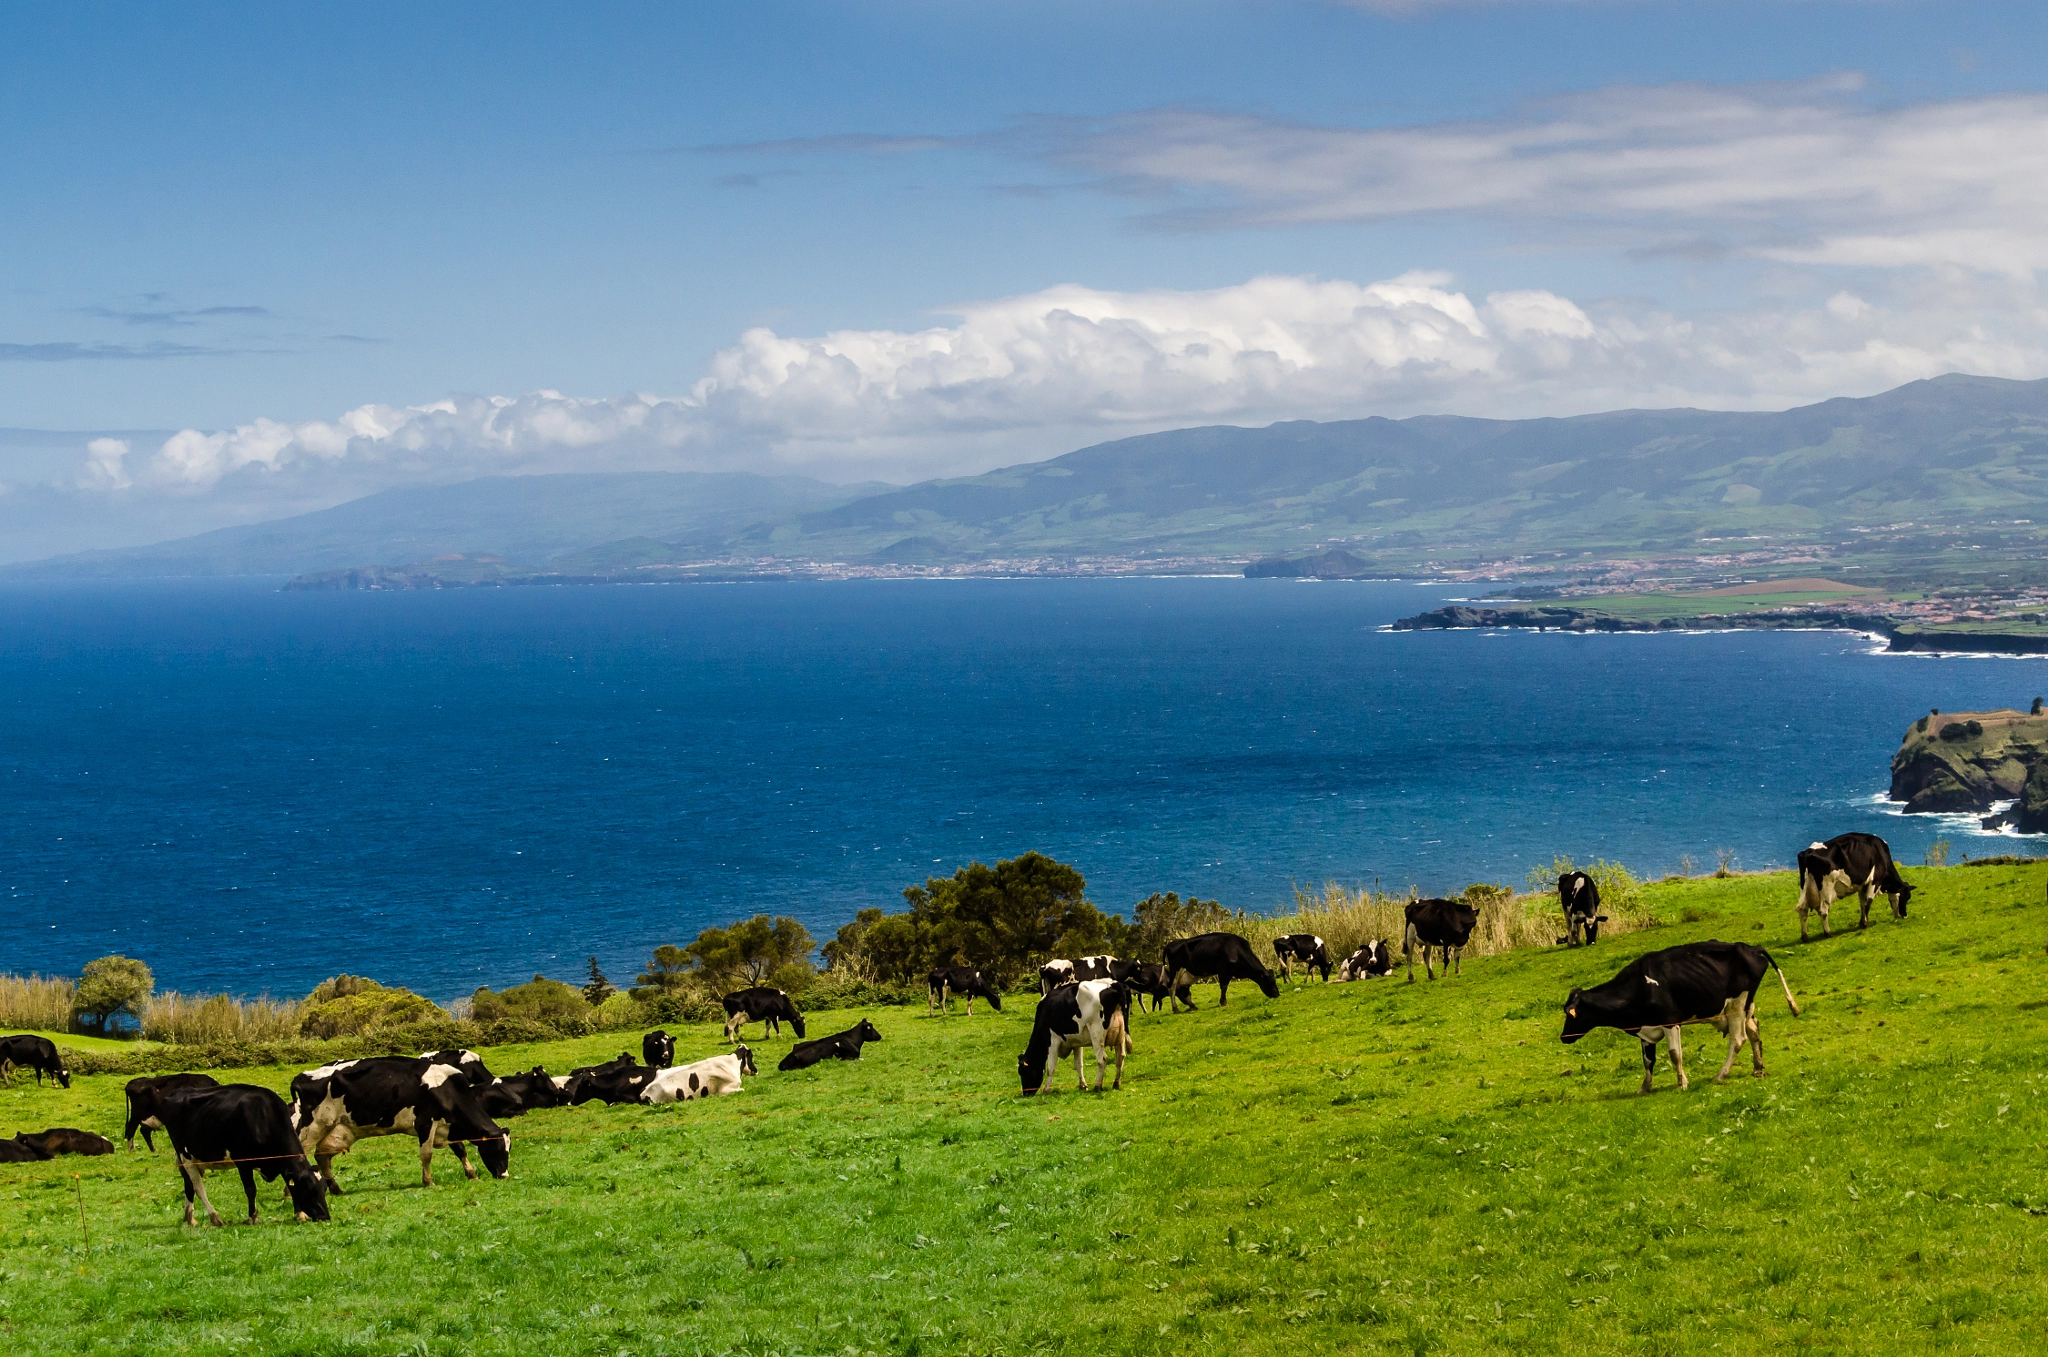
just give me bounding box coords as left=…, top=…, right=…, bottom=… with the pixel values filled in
left=2, top=866, right=2044, bottom=1355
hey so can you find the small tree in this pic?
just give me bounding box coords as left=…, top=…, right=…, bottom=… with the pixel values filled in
left=683, top=915, right=815, bottom=987
left=582, top=956, right=616, bottom=1005
left=73, top=954, right=153, bottom=1035
left=632, top=944, right=692, bottom=999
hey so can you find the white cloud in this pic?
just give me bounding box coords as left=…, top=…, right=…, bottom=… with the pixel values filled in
left=81, top=438, right=131, bottom=490
left=85, top=267, right=2048, bottom=501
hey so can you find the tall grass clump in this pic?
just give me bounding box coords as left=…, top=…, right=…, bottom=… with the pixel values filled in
left=141, top=991, right=304, bottom=1045
left=0, top=973, right=76, bottom=1032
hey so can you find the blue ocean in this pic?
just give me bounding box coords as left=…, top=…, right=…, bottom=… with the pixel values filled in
left=2, top=577, right=2036, bottom=1002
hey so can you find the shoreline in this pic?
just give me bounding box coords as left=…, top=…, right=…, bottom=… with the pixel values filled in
left=1391, top=604, right=2048, bottom=658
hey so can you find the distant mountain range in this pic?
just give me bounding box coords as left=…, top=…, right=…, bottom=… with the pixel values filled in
left=11, top=373, right=2048, bottom=579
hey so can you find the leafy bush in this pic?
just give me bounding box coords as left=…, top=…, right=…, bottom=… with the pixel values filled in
left=683, top=916, right=815, bottom=988
left=1940, top=722, right=1971, bottom=741
left=299, top=976, right=446, bottom=1038
left=74, top=955, right=153, bottom=1034
left=471, top=974, right=590, bottom=1024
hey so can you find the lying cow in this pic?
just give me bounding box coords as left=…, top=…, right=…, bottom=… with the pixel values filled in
left=570, top=1063, right=663, bottom=1106
left=1796, top=832, right=1915, bottom=941
left=155, top=1083, right=330, bottom=1226
left=1562, top=939, right=1801, bottom=1092
left=13, top=1128, right=114, bottom=1157
left=1335, top=940, right=1393, bottom=981
left=479, top=1067, right=569, bottom=1120
left=927, top=966, right=1002, bottom=1015
left=1018, top=980, right=1131, bottom=1094
left=1556, top=871, right=1609, bottom=947
left=291, top=1056, right=510, bottom=1191
left=418, top=1049, right=494, bottom=1088
left=642, top=1047, right=756, bottom=1102
left=1121, top=962, right=1173, bottom=1012
left=0, top=1034, right=70, bottom=1088
left=1272, top=933, right=1332, bottom=982
left=722, top=987, right=807, bottom=1044
left=779, top=1019, right=884, bottom=1071
left=1404, top=898, right=1479, bottom=982
left=642, top=1030, right=676, bottom=1069
left=1161, top=932, right=1280, bottom=1010
left=126, top=1072, right=221, bottom=1151
left=0, top=1138, right=46, bottom=1163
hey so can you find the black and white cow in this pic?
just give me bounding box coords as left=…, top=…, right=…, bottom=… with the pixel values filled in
left=1161, top=933, right=1280, bottom=1010
left=418, top=1049, right=494, bottom=1088
left=722, top=987, right=807, bottom=1044
left=1018, top=980, right=1132, bottom=1094
left=14, top=1127, right=115, bottom=1157
left=1403, top=898, right=1480, bottom=982
left=290, top=1056, right=511, bottom=1190
left=1039, top=959, right=1077, bottom=995
left=125, top=1072, right=221, bottom=1151
left=927, top=966, right=1003, bottom=1015
left=642, top=1047, right=757, bottom=1102
left=153, top=1083, right=330, bottom=1226
left=642, top=1030, right=676, bottom=1069
left=778, top=1018, right=884, bottom=1072
left=1272, top=933, right=1333, bottom=982
left=1121, top=962, right=1173, bottom=1012
left=569, top=1063, right=663, bottom=1106
left=1556, top=871, right=1609, bottom=948
left=479, top=1067, right=569, bottom=1120
left=1561, top=940, right=1801, bottom=1092
left=1334, top=940, right=1394, bottom=981
left=1796, top=832, right=1915, bottom=941
left=0, top=1034, right=70, bottom=1088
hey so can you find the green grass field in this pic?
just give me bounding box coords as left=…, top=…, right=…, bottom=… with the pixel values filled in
left=4, top=867, right=2045, bottom=1355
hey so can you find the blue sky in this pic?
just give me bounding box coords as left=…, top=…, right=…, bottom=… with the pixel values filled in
left=5, top=1, right=2048, bottom=556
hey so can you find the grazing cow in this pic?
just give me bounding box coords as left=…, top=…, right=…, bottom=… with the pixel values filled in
left=479, top=1067, right=568, bottom=1120
left=1796, top=833, right=1915, bottom=941
left=1161, top=933, right=1280, bottom=1010
left=419, top=1049, right=495, bottom=1088
left=722, top=987, right=807, bottom=1044
left=642, top=1030, right=676, bottom=1069
left=0, top=1138, right=47, bottom=1163
left=1039, top=959, right=1077, bottom=995
left=1070, top=956, right=1121, bottom=982
left=642, top=1047, right=757, bottom=1102
left=1335, top=940, right=1394, bottom=981
left=13, top=1128, right=115, bottom=1157
left=1121, top=962, right=1173, bottom=1013
left=569, top=1064, right=663, bottom=1106
left=125, top=1072, right=221, bottom=1151
left=927, top=966, right=1003, bottom=1015
left=1556, top=871, right=1609, bottom=948
left=1561, top=940, right=1801, bottom=1092
left=153, top=1083, right=330, bottom=1226
left=1403, top=898, right=1480, bottom=982
left=0, top=1035, right=70, bottom=1088
left=778, top=1018, right=885, bottom=1072
left=290, top=1057, right=511, bottom=1190
left=1018, top=981, right=1132, bottom=1094
left=1272, top=934, right=1333, bottom=982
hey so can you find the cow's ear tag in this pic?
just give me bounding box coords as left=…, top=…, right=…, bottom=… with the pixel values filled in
left=1567, top=1006, right=1577, bottom=1017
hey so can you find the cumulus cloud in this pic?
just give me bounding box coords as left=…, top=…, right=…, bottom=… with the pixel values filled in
left=86, top=267, right=2048, bottom=497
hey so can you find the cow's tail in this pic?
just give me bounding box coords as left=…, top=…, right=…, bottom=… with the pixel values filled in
left=1761, top=950, right=1801, bottom=1017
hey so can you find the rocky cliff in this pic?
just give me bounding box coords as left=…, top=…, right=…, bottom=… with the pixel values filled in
left=1889, top=707, right=2048, bottom=831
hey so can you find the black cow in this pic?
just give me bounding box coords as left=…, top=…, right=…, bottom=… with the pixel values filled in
left=723, top=987, right=807, bottom=1044
left=778, top=1018, right=884, bottom=1071
left=0, top=1138, right=47, bottom=1163
left=290, top=1056, right=511, bottom=1190
left=1272, top=933, right=1333, bottom=982
left=1335, top=940, right=1393, bottom=981
left=642, top=1030, right=676, bottom=1069
left=1018, top=981, right=1131, bottom=1094
left=1556, top=871, right=1609, bottom=947
left=418, top=1049, right=495, bottom=1088
left=1121, top=962, right=1173, bottom=1012
left=126, top=1072, right=221, bottom=1151
left=927, top=966, right=1003, bottom=1015
left=0, top=1034, right=70, bottom=1088
left=1562, top=940, right=1801, bottom=1092
left=479, top=1067, right=569, bottom=1120
left=562, top=1052, right=637, bottom=1102
left=154, top=1083, right=330, bottom=1226
left=14, top=1128, right=114, bottom=1157
left=569, top=1064, right=663, bottom=1106
left=1161, top=933, right=1280, bottom=1010
left=1403, top=898, right=1479, bottom=982
left=1797, top=832, right=1915, bottom=941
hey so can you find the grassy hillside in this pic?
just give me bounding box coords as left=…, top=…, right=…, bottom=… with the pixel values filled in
left=3, top=866, right=2044, bottom=1355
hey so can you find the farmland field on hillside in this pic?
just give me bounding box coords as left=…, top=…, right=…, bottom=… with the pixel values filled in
left=3, top=867, right=2044, bottom=1356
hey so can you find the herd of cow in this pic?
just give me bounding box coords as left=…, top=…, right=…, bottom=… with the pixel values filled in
left=0, top=830, right=1918, bottom=1229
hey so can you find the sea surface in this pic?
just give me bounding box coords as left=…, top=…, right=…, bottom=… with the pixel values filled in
left=2, top=577, right=2038, bottom=1001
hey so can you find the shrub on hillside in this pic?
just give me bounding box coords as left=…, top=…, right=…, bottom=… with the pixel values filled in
left=74, top=955, right=153, bottom=1034
left=1124, top=892, right=1234, bottom=961
left=143, top=990, right=302, bottom=1045
left=299, top=975, right=445, bottom=1038
left=0, top=973, right=76, bottom=1033
left=471, top=974, right=590, bottom=1024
